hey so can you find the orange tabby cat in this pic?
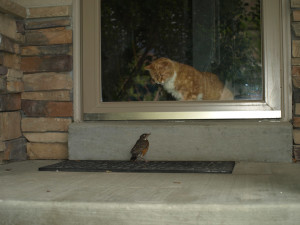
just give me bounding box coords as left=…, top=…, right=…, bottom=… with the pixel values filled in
left=145, top=57, right=234, bottom=101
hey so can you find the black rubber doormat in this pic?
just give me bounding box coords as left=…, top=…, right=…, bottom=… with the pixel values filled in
left=39, top=160, right=235, bottom=174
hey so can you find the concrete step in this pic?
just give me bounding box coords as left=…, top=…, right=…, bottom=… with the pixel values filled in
left=0, top=160, right=300, bottom=225
left=68, top=121, right=292, bottom=162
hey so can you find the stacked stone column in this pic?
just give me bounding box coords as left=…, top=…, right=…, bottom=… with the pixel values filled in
left=0, top=2, right=26, bottom=163
left=292, top=0, right=300, bottom=162
left=20, top=5, right=73, bottom=160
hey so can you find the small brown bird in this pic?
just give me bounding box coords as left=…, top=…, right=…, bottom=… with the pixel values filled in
left=130, top=133, right=151, bottom=161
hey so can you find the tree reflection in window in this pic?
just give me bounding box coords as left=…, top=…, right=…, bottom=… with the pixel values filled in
left=101, top=0, right=261, bottom=102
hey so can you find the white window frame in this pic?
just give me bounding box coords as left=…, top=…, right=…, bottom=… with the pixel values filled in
left=74, top=0, right=291, bottom=121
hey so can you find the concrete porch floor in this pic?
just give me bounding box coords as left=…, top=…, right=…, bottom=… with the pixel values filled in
left=0, top=160, right=300, bottom=225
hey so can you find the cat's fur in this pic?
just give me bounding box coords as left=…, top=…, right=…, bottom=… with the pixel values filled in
left=145, top=57, right=233, bottom=101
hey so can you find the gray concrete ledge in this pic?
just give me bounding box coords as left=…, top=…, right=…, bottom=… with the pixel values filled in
left=68, top=121, right=292, bottom=162
left=0, top=161, right=300, bottom=225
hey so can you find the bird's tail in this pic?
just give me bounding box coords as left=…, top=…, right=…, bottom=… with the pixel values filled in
left=130, top=155, right=137, bottom=161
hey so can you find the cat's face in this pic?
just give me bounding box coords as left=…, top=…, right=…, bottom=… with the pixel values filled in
left=145, top=58, right=175, bottom=84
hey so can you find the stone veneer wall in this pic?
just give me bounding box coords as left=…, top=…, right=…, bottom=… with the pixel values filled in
left=0, top=1, right=27, bottom=163
left=1, top=0, right=73, bottom=163
left=293, top=0, right=300, bottom=162
left=20, top=5, right=73, bottom=160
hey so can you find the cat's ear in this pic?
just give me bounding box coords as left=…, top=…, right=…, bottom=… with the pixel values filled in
left=160, top=57, right=172, bottom=62
left=144, top=64, right=151, bottom=71
left=157, top=58, right=172, bottom=67
left=159, top=58, right=174, bottom=70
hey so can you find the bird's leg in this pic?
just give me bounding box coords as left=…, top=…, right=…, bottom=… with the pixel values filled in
left=140, top=156, right=149, bottom=163
left=138, top=155, right=148, bottom=163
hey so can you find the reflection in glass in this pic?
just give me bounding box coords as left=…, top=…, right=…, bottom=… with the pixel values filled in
left=101, top=0, right=262, bottom=102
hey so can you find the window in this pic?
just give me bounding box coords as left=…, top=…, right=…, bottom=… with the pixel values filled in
left=82, top=0, right=288, bottom=120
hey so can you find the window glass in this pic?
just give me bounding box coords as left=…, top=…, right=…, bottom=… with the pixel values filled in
left=101, top=0, right=262, bottom=102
